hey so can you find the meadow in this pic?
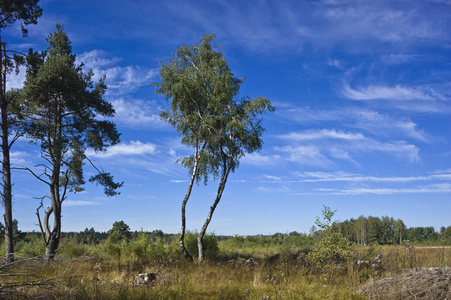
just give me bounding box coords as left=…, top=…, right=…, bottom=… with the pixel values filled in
left=1, top=232, right=450, bottom=299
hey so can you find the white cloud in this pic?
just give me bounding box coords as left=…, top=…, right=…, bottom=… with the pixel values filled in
left=5, top=66, right=26, bottom=90
left=327, top=58, right=344, bottom=68
left=278, top=129, right=364, bottom=141
left=276, top=129, right=420, bottom=164
left=77, top=50, right=122, bottom=69
left=274, top=145, right=333, bottom=167
left=161, top=0, right=449, bottom=54
left=276, top=105, right=428, bottom=141
left=86, top=141, right=157, bottom=158
left=295, top=170, right=451, bottom=183
left=10, top=151, right=31, bottom=167
left=111, top=98, right=164, bottom=128
left=77, top=50, right=157, bottom=96
left=342, top=84, right=437, bottom=101
left=381, top=54, right=421, bottom=65
left=65, top=200, right=100, bottom=206
left=170, top=179, right=187, bottom=183
left=242, top=153, right=281, bottom=166
left=326, top=183, right=451, bottom=195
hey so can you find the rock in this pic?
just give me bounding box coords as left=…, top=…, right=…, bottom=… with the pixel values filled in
left=244, top=258, right=258, bottom=267
left=370, top=254, right=382, bottom=270
left=133, top=272, right=158, bottom=285
left=356, top=259, right=370, bottom=268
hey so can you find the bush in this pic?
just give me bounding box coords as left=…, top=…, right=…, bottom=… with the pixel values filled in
left=307, top=206, right=353, bottom=270
left=105, top=241, right=121, bottom=257
left=16, top=236, right=45, bottom=257
left=185, top=231, right=219, bottom=259
left=62, top=243, right=87, bottom=258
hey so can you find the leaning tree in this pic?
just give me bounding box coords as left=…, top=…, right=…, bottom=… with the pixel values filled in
left=155, top=34, right=243, bottom=261
left=155, top=34, right=274, bottom=263
left=197, top=96, right=274, bottom=263
left=0, top=0, right=42, bottom=263
left=21, top=24, right=122, bottom=260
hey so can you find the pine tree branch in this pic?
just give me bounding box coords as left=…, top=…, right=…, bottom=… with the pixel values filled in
left=13, top=167, right=50, bottom=185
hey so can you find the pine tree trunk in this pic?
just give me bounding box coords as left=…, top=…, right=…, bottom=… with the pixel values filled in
left=43, top=173, right=62, bottom=261
left=1, top=40, right=14, bottom=263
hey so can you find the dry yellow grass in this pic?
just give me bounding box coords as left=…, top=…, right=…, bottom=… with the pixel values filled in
left=1, top=245, right=449, bottom=299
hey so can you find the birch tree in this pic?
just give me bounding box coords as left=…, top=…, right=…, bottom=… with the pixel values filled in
left=155, top=34, right=242, bottom=261
left=22, top=24, right=122, bottom=260
left=197, top=96, right=274, bottom=263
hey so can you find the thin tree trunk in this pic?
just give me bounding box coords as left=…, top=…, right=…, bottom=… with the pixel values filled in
left=180, top=142, right=206, bottom=262
left=1, top=38, right=14, bottom=263
left=180, top=162, right=197, bottom=262
left=197, top=158, right=231, bottom=264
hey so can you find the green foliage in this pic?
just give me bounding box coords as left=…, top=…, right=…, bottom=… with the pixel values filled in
left=308, top=206, right=353, bottom=270
left=22, top=24, right=122, bottom=196
left=103, top=242, right=120, bottom=257
left=0, top=0, right=42, bottom=36
left=62, top=243, right=88, bottom=258
left=185, top=231, right=219, bottom=259
left=107, top=221, right=131, bottom=244
left=15, top=235, right=45, bottom=257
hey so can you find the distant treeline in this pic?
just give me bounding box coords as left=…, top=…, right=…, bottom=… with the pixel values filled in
left=330, top=216, right=451, bottom=246
left=1, top=216, right=451, bottom=249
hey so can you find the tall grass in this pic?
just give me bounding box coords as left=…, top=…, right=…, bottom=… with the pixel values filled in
left=1, top=236, right=450, bottom=299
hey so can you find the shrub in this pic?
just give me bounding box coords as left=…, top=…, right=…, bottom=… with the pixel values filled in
left=307, top=206, right=353, bottom=270
left=62, top=243, right=87, bottom=258
left=105, top=240, right=121, bottom=257
left=185, top=231, right=219, bottom=259
left=16, top=236, right=45, bottom=257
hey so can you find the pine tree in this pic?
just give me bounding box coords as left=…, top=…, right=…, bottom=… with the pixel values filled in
left=22, top=24, right=122, bottom=260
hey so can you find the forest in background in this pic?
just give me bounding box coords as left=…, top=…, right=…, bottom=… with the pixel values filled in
left=1, top=213, right=450, bottom=262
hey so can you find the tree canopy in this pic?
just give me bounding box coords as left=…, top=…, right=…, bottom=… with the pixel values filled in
left=22, top=24, right=122, bottom=259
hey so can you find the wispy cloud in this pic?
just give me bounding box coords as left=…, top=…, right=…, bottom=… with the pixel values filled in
left=341, top=83, right=450, bottom=112
left=242, top=153, right=281, bottom=166
left=319, top=183, right=451, bottom=195
left=342, top=84, right=437, bottom=101
left=10, top=151, right=32, bottom=167
left=65, top=200, right=100, bottom=206
left=276, top=129, right=420, bottom=164
left=279, top=129, right=364, bottom=141
left=274, top=145, right=333, bottom=167
left=170, top=179, right=187, bottom=183
left=275, top=104, right=428, bottom=141
left=5, top=66, right=26, bottom=90
left=86, top=141, right=157, bottom=158
left=380, top=54, right=421, bottom=65
left=161, top=0, right=450, bottom=54
left=77, top=50, right=157, bottom=96
left=111, top=98, right=165, bottom=129
left=295, top=170, right=451, bottom=183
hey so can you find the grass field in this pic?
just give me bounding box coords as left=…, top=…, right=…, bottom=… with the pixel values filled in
left=1, top=240, right=450, bottom=299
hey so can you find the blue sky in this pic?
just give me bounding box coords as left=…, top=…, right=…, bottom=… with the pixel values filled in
left=3, top=0, right=451, bottom=235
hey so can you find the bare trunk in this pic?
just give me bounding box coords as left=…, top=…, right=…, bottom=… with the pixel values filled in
left=197, top=162, right=231, bottom=264
left=1, top=38, right=14, bottom=263
left=43, top=168, right=62, bottom=261
left=180, top=168, right=195, bottom=262
left=180, top=142, right=205, bottom=262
